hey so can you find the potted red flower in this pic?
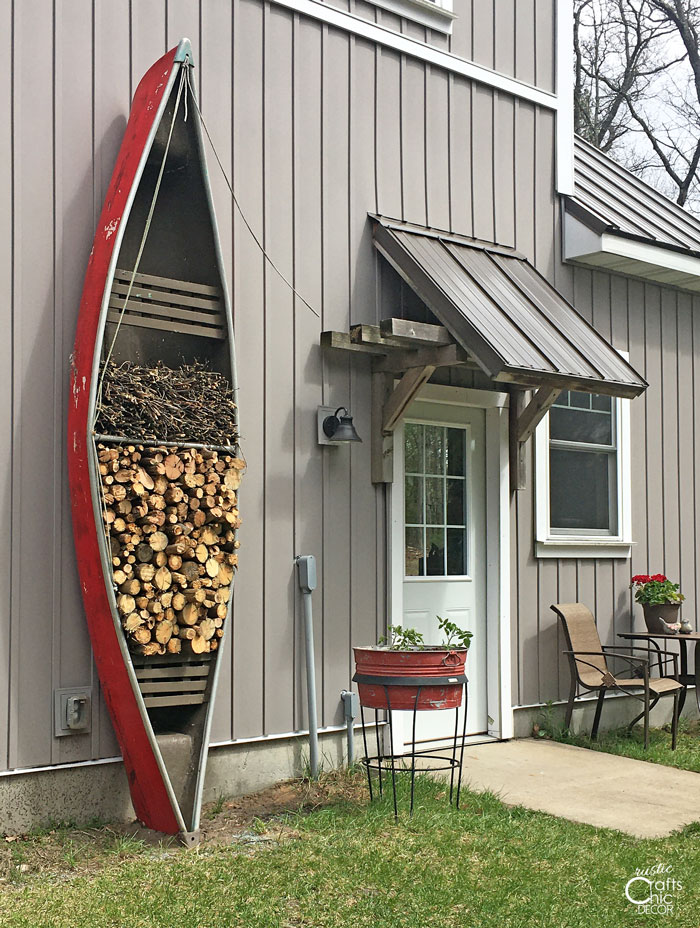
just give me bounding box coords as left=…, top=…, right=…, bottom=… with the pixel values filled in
left=353, top=617, right=472, bottom=711
left=631, top=573, right=684, bottom=633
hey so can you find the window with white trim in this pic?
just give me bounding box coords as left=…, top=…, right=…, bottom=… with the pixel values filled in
left=535, top=383, right=633, bottom=559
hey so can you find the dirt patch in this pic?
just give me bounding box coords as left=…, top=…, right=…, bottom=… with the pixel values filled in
left=0, top=769, right=369, bottom=887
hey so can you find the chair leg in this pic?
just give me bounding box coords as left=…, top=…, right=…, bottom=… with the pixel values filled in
left=565, top=679, right=576, bottom=731
left=643, top=687, right=650, bottom=750
left=671, top=692, right=679, bottom=751
left=591, top=690, right=605, bottom=740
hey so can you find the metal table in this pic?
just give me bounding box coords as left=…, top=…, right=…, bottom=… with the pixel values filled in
left=618, top=631, right=700, bottom=713
left=353, top=672, right=469, bottom=819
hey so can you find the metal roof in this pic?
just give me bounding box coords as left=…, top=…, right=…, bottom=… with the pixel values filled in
left=569, top=137, right=700, bottom=254
left=371, top=216, right=647, bottom=398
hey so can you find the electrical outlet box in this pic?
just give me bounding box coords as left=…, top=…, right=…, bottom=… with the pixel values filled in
left=296, top=554, right=317, bottom=592
left=54, top=687, right=92, bottom=737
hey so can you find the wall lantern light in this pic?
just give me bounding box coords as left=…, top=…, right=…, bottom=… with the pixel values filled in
left=317, top=406, right=363, bottom=446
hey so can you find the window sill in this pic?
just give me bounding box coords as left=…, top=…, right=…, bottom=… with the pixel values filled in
left=536, top=539, right=633, bottom=559
left=371, top=0, right=456, bottom=34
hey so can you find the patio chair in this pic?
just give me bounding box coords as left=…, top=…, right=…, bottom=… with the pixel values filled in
left=550, top=603, right=682, bottom=749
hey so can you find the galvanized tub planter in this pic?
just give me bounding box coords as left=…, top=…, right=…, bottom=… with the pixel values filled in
left=68, top=38, right=239, bottom=845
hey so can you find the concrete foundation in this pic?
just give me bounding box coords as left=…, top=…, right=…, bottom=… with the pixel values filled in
left=0, top=690, right=695, bottom=834
left=0, top=727, right=366, bottom=835
left=513, top=687, right=699, bottom=739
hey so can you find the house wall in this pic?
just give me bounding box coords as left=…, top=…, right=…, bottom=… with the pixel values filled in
left=512, top=267, right=700, bottom=708
left=0, top=0, right=561, bottom=777
left=318, top=0, right=557, bottom=92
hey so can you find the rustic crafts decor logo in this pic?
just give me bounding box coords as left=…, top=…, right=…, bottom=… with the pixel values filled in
left=624, top=863, right=682, bottom=915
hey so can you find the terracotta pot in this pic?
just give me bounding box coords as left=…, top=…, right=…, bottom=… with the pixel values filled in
left=642, top=602, right=681, bottom=633
left=353, top=646, right=467, bottom=711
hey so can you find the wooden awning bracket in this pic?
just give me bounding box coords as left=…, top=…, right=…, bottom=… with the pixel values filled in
left=321, top=319, right=478, bottom=484
left=322, top=320, right=562, bottom=487
left=509, top=386, right=561, bottom=492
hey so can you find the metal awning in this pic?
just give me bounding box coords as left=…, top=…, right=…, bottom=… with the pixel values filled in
left=371, top=215, right=647, bottom=400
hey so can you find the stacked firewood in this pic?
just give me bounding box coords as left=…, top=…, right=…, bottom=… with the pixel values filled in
left=98, top=443, right=243, bottom=657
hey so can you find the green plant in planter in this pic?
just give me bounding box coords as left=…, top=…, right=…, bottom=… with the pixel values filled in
left=379, top=625, right=426, bottom=650
left=631, top=574, right=684, bottom=604
left=379, top=618, right=473, bottom=650
left=436, top=614, right=473, bottom=650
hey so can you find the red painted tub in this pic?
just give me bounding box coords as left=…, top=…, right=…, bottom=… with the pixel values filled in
left=353, top=646, right=468, bottom=711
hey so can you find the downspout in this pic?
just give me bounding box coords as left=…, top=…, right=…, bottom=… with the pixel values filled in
left=295, top=555, right=319, bottom=779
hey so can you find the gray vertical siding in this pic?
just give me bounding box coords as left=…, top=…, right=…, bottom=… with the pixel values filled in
left=513, top=267, right=700, bottom=707
left=4, top=0, right=690, bottom=776
left=318, top=0, right=557, bottom=91
left=1, top=0, right=562, bottom=772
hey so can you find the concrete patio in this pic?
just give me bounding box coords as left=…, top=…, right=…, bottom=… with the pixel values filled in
left=457, top=739, right=700, bottom=838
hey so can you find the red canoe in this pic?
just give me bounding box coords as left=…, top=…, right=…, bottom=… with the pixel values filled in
left=68, top=39, right=237, bottom=843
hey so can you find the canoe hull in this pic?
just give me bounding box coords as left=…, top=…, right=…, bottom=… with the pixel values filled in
left=68, top=41, right=214, bottom=838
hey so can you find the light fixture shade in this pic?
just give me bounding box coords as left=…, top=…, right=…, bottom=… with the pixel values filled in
left=331, top=412, right=362, bottom=442
left=320, top=406, right=362, bottom=443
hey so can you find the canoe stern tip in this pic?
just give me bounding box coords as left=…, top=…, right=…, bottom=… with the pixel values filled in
left=174, top=38, right=193, bottom=65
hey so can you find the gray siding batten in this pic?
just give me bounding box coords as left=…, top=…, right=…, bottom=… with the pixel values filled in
left=11, top=0, right=56, bottom=770
left=231, top=0, right=266, bottom=741
left=201, top=0, right=235, bottom=744
left=0, top=0, right=12, bottom=772
left=292, top=14, right=325, bottom=732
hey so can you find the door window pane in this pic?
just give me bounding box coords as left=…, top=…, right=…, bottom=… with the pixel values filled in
left=404, top=422, right=422, bottom=473
left=447, top=528, right=467, bottom=575
left=405, top=527, right=423, bottom=576
left=424, top=426, right=444, bottom=474
left=446, top=429, right=465, bottom=476
left=425, top=477, right=444, bottom=525
left=446, top=478, right=465, bottom=525
left=425, top=527, right=445, bottom=575
left=404, top=423, right=469, bottom=577
left=405, top=476, right=423, bottom=525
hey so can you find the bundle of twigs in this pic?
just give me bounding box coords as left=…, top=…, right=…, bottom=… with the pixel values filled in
left=95, top=361, right=238, bottom=446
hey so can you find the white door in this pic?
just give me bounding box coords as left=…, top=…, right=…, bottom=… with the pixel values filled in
left=395, top=401, right=487, bottom=747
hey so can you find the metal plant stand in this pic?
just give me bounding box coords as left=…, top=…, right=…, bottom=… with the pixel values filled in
left=353, top=671, right=469, bottom=819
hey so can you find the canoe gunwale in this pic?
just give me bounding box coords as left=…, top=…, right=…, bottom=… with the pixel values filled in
left=77, top=37, right=239, bottom=839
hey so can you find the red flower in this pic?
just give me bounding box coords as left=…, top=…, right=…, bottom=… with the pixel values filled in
left=650, top=574, right=667, bottom=582
left=631, top=575, right=651, bottom=584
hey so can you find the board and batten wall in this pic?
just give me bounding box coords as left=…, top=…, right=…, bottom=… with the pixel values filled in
left=1, top=0, right=563, bottom=774
left=513, top=265, right=700, bottom=708
left=319, top=0, right=557, bottom=91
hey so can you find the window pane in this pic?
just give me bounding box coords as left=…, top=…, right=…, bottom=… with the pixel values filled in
left=425, top=477, right=444, bottom=524
left=405, top=423, right=422, bottom=473
left=405, top=527, right=423, bottom=576
left=424, top=426, right=444, bottom=474
left=405, top=475, right=423, bottom=525
left=446, top=428, right=465, bottom=476
left=592, top=394, right=612, bottom=412
left=425, top=527, right=445, bottom=575
left=446, top=478, right=465, bottom=525
left=447, top=528, right=467, bottom=575
left=550, top=449, right=616, bottom=531
left=570, top=391, right=591, bottom=409
left=549, top=407, right=613, bottom=445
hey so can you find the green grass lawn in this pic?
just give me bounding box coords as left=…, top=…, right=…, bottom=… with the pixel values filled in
left=0, top=772, right=699, bottom=928
left=541, top=713, right=700, bottom=773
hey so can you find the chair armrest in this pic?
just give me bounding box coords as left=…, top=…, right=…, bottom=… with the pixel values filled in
left=603, top=646, right=679, bottom=679
left=564, top=650, right=648, bottom=665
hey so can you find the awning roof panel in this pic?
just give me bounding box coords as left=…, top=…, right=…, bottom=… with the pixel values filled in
left=372, top=215, right=647, bottom=398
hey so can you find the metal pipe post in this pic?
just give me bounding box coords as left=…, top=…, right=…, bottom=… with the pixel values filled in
left=296, top=555, right=319, bottom=780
